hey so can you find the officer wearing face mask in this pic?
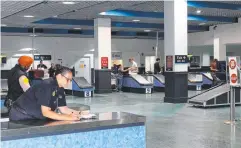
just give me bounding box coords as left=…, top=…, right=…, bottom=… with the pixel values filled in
left=5, top=56, right=34, bottom=109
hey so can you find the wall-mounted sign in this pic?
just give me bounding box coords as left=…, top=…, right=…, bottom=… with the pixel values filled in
left=228, top=56, right=240, bottom=87
left=112, top=52, right=122, bottom=60
left=175, top=55, right=188, bottom=63
left=34, top=55, right=51, bottom=61
left=166, top=55, right=173, bottom=72
left=101, top=57, right=108, bottom=69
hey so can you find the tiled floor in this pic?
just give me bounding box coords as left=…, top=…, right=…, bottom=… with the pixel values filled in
left=66, top=91, right=241, bottom=148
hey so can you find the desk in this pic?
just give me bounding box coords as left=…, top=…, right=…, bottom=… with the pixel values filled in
left=1, top=112, right=146, bottom=148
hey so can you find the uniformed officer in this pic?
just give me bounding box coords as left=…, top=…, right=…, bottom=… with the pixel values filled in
left=9, top=66, right=86, bottom=121
left=5, top=56, right=33, bottom=109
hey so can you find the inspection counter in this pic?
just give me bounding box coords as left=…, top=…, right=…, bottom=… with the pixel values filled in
left=1, top=112, right=146, bottom=148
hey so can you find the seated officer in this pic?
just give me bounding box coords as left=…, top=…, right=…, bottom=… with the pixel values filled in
left=9, top=66, right=88, bottom=121
left=5, top=56, right=33, bottom=109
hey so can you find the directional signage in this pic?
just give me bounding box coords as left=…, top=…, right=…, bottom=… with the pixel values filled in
left=34, top=55, right=51, bottom=61
left=175, top=55, right=188, bottom=63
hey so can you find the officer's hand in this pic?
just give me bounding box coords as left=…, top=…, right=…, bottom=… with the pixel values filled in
left=68, top=114, right=80, bottom=121
left=80, top=110, right=90, bottom=115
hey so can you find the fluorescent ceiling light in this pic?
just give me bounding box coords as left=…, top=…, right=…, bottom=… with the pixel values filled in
left=132, top=19, right=140, bottom=22
left=53, top=15, right=58, bottom=18
left=199, top=23, right=206, bottom=25
left=62, top=1, right=75, bottom=4
left=23, top=15, right=34, bottom=18
left=89, top=49, right=95, bottom=52
left=144, top=30, right=151, bottom=32
left=19, top=48, right=36, bottom=51
left=1, top=24, right=7, bottom=27
left=13, top=53, right=39, bottom=57
left=99, top=12, right=106, bottom=15
left=196, top=10, right=202, bottom=14
left=73, top=28, right=81, bottom=30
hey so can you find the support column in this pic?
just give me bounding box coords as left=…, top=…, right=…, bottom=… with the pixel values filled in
left=164, top=0, right=188, bottom=103
left=214, top=38, right=226, bottom=61
left=202, top=52, right=210, bottom=66
left=94, top=18, right=112, bottom=93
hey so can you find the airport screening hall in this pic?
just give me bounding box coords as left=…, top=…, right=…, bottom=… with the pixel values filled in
left=1, top=1, right=241, bottom=148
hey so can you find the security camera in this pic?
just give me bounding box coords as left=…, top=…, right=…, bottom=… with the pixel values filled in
left=213, top=25, right=217, bottom=30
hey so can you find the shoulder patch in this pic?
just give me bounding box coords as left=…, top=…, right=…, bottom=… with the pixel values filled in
left=23, top=77, right=29, bottom=84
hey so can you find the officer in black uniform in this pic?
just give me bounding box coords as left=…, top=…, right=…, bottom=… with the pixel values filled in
left=5, top=56, right=33, bottom=109
left=9, top=66, right=88, bottom=121
left=154, top=58, right=161, bottom=74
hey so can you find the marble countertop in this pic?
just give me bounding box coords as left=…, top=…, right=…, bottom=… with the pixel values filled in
left=1, top=112, right=146, bottom=141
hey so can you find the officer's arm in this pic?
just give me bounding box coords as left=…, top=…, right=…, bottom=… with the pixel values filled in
left=41, top=106, right=79, bottom=121
left=19, top=76, right=30, bottom=92
left=58, top=106, right=89, bottom=115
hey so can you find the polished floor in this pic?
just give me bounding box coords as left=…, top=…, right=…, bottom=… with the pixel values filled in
left=66, top=91, right=241, bottom=148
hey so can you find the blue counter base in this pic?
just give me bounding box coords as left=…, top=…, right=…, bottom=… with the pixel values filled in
left=65, top=89, right=94, bottom=97
left=1, top=125, right=146, bottom=148
left=153, top=87, right=165, bottom=92
left=122, top=87, right=153, bottom=94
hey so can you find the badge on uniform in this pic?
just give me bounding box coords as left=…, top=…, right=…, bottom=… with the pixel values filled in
left=52, top=91, right=56, bottom=96
left=59, top=95, right=62, bottom=99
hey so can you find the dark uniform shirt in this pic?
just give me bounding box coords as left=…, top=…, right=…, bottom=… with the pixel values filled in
left=154, top=62, right=161, bottom=74
left=37, top=64, right=47, bottom=69
left=9, top=78, right=66, bottom=121
left=7, top=64, right=27, bottom=102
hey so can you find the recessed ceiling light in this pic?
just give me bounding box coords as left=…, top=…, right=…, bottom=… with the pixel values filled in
left=89, top=49, right=95, bottom=52
left=53, top=15, right=58, bottom=18
left=62, top=1, right=75, bottom=5
left=29, top=34, right=37, bottom=37
left=144, top=30, right=151, bottom=32
left=19, top=48, right=36, bottom=51
left=23, top=15, right=34, bottom=18
left=99, top=12, right=106, bottom=15
left=196, top=10, right=202, bottom=14
left=132, top=19, right=140, bottom=22
left=1, top=24, right=7, bottom=27
left=73, top=28, right=81, bottom=30
left=199, top=22, right=206, bottom=25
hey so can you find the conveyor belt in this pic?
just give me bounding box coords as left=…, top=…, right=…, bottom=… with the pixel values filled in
left=188, top=83, right=231, bottom=107
left=153, top=74, right=165, bottom=84
left=130, top=74, right=152, bottom=86
left=73, top=77, right=92, bottom=88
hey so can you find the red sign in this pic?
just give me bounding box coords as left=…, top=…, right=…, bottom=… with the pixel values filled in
left=101, top=57, right=108, bottom=69
left=231, top=74, right=237, bottom=83
left=166, top=56, right=173, bottom=71
left=229, top=59, right=236, bottom=69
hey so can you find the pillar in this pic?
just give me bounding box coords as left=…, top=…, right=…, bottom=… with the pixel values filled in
left=164, top=0, right=188, bottom=103
left=213, top=38, right=226, bottom=61
left=94, top=18, right=112, bottom=93
left=202, top=52, right=210, bottom=66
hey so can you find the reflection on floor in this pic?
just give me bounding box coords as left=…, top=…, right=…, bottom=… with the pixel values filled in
left=66, top=91, right=241, bottom=148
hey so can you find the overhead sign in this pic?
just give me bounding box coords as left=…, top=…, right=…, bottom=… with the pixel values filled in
left=166, top=55, right=173, bottom=72
left=228, top=57, right=240, bottom=87
left=34, top=55, right=51, bottom=61
left=175, top=55, right=188, bottom=63
left=101, top=57, right=108, bottom=69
